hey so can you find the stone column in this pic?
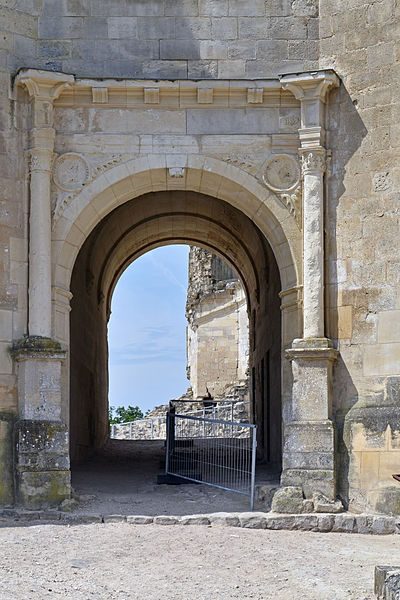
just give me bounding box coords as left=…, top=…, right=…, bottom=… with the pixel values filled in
left=13, top=70, right=74, bottom=508
left=278, top=71, right=340, bottom=502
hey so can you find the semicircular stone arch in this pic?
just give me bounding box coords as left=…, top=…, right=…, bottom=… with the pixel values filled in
left=52, top=155, right=302, bottom=298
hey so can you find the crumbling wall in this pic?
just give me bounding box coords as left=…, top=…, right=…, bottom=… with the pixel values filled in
left=186, top=247, right=249, bottom=400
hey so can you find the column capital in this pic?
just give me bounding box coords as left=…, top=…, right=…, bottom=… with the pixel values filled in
left=280, top=70, right=340, bottom=103
left=281, top=70, right=340, bottom=149
left=300, top=148, right=326, bottom=176
left=15, top=69, right=74, bottom=128
left=15, top=69, right=74, bottom=101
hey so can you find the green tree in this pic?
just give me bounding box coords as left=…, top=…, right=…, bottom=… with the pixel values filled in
left=109, top=405, right=144, bottom=424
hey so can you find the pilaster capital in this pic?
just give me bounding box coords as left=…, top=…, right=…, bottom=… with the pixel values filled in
left=280, top=70, right=340, bottom=103
left=280, top=70, right=340, bottom=147
left=15, top=69, right=74, bottom=128
left=27, top=147, right=55, bottom=174
left=300, top=148, right=326, bottom=176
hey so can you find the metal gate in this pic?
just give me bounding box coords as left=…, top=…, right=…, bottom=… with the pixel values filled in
left=165, top=406, right=257, bottom=510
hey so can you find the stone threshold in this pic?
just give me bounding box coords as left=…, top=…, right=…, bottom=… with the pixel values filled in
left=0, top=509, right=399, bottom=535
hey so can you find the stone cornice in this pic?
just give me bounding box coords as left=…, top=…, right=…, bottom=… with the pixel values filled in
left=55, top=78, right=298, bottom=108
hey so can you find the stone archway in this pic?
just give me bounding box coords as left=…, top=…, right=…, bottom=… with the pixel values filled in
left=69, top=191, right=284, bottom=470
left=13, top=68, right=340, bottom=508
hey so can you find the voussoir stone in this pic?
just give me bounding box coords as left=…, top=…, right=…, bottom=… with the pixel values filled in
left=271, top=486, right=304, bottom=513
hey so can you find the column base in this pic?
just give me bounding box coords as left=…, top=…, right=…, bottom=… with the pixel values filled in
left=15, top=419, right=70, bottom=508
left=281, top=420, right=336, bottom=499
left=284, top=337, right=338, bottom=500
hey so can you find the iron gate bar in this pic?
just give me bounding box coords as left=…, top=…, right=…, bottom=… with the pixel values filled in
left=165, top=411, right=257, bottom=510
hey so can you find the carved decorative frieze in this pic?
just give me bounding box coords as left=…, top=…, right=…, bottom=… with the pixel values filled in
left=53, top=153, right=90, bottom=192
left=222, top=153, right=255, bottom=172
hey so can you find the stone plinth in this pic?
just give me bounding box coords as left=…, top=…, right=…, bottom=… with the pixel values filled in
left=284, top=338, right=338, bottom=500
left=12, top=337, right=70, bottom=507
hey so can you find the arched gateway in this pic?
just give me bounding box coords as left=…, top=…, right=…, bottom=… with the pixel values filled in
left=11, top=68, right=339, bottom=508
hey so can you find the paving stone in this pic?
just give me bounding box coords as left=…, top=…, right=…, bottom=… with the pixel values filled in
left=265, top=515, right=296, bottom=530
left=371, top=516, right=397, bottom=535
left=208, top=512, right=240, bottom=527
left=126, top=515, right=154, bottom=524
left=332, top=514, right=356, bottom=533
left=153, top=515, right=180, bottom=525
left=179, top=515, right=210, bottom=525
left=239, top=512, right=267, bottom=529
left=103, top=514, right=127, bottom=523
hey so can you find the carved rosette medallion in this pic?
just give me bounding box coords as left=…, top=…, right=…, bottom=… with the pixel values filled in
left=53, top=153, right=90, bottom=192
left=263, top=154, right=302, bottom=228
left=263, top=154, right=300, bottom=193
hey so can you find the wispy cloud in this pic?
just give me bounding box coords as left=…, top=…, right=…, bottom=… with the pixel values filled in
left=109, top=324, right=185, bottom=365
left=147, top=252, right=187, bottom=295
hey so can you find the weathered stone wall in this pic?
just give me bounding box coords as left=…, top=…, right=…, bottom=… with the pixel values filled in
left=318, top=0, right=400, bottom=512
left=0, top=0, right=399, bottom=512
left=4, top=0, right=319, bottom=79
left=186, top=246, right=249, bottom=399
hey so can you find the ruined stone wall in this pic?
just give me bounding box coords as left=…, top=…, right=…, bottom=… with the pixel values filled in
left=186, top=247, right=249, bottom=400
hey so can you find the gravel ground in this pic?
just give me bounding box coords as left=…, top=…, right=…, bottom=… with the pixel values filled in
left=71, top=440, right=278, bottom=515
left=0, top=522, right=399, bottom=599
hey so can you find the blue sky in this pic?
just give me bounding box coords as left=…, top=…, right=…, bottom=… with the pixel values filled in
left=108, top=244, right=190, bottom=414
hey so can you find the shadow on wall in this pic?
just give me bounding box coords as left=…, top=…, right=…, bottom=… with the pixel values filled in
left=325, top=83, right=368, bottom=507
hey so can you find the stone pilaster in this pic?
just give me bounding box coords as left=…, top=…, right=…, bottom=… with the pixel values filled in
left=13, top=71, right=74, bottom=508
left=16, top=70, right=74, bottom=338
left=279, top=71, right=340, bottom=501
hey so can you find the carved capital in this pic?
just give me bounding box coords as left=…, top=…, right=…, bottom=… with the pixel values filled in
left=28, top=148, right=55, bottom=174
left=15, top=69, right=74, bottom=128
left=280, top=70, right=340, bottom=103
left=300, top=150, right=326, bottom=176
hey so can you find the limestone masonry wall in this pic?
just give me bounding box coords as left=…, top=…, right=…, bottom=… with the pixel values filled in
left=0, top=1, right=399, bottom=513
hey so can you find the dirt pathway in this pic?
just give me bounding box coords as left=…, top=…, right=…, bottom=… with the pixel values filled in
left=0, top=522, right=398, bottom=599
